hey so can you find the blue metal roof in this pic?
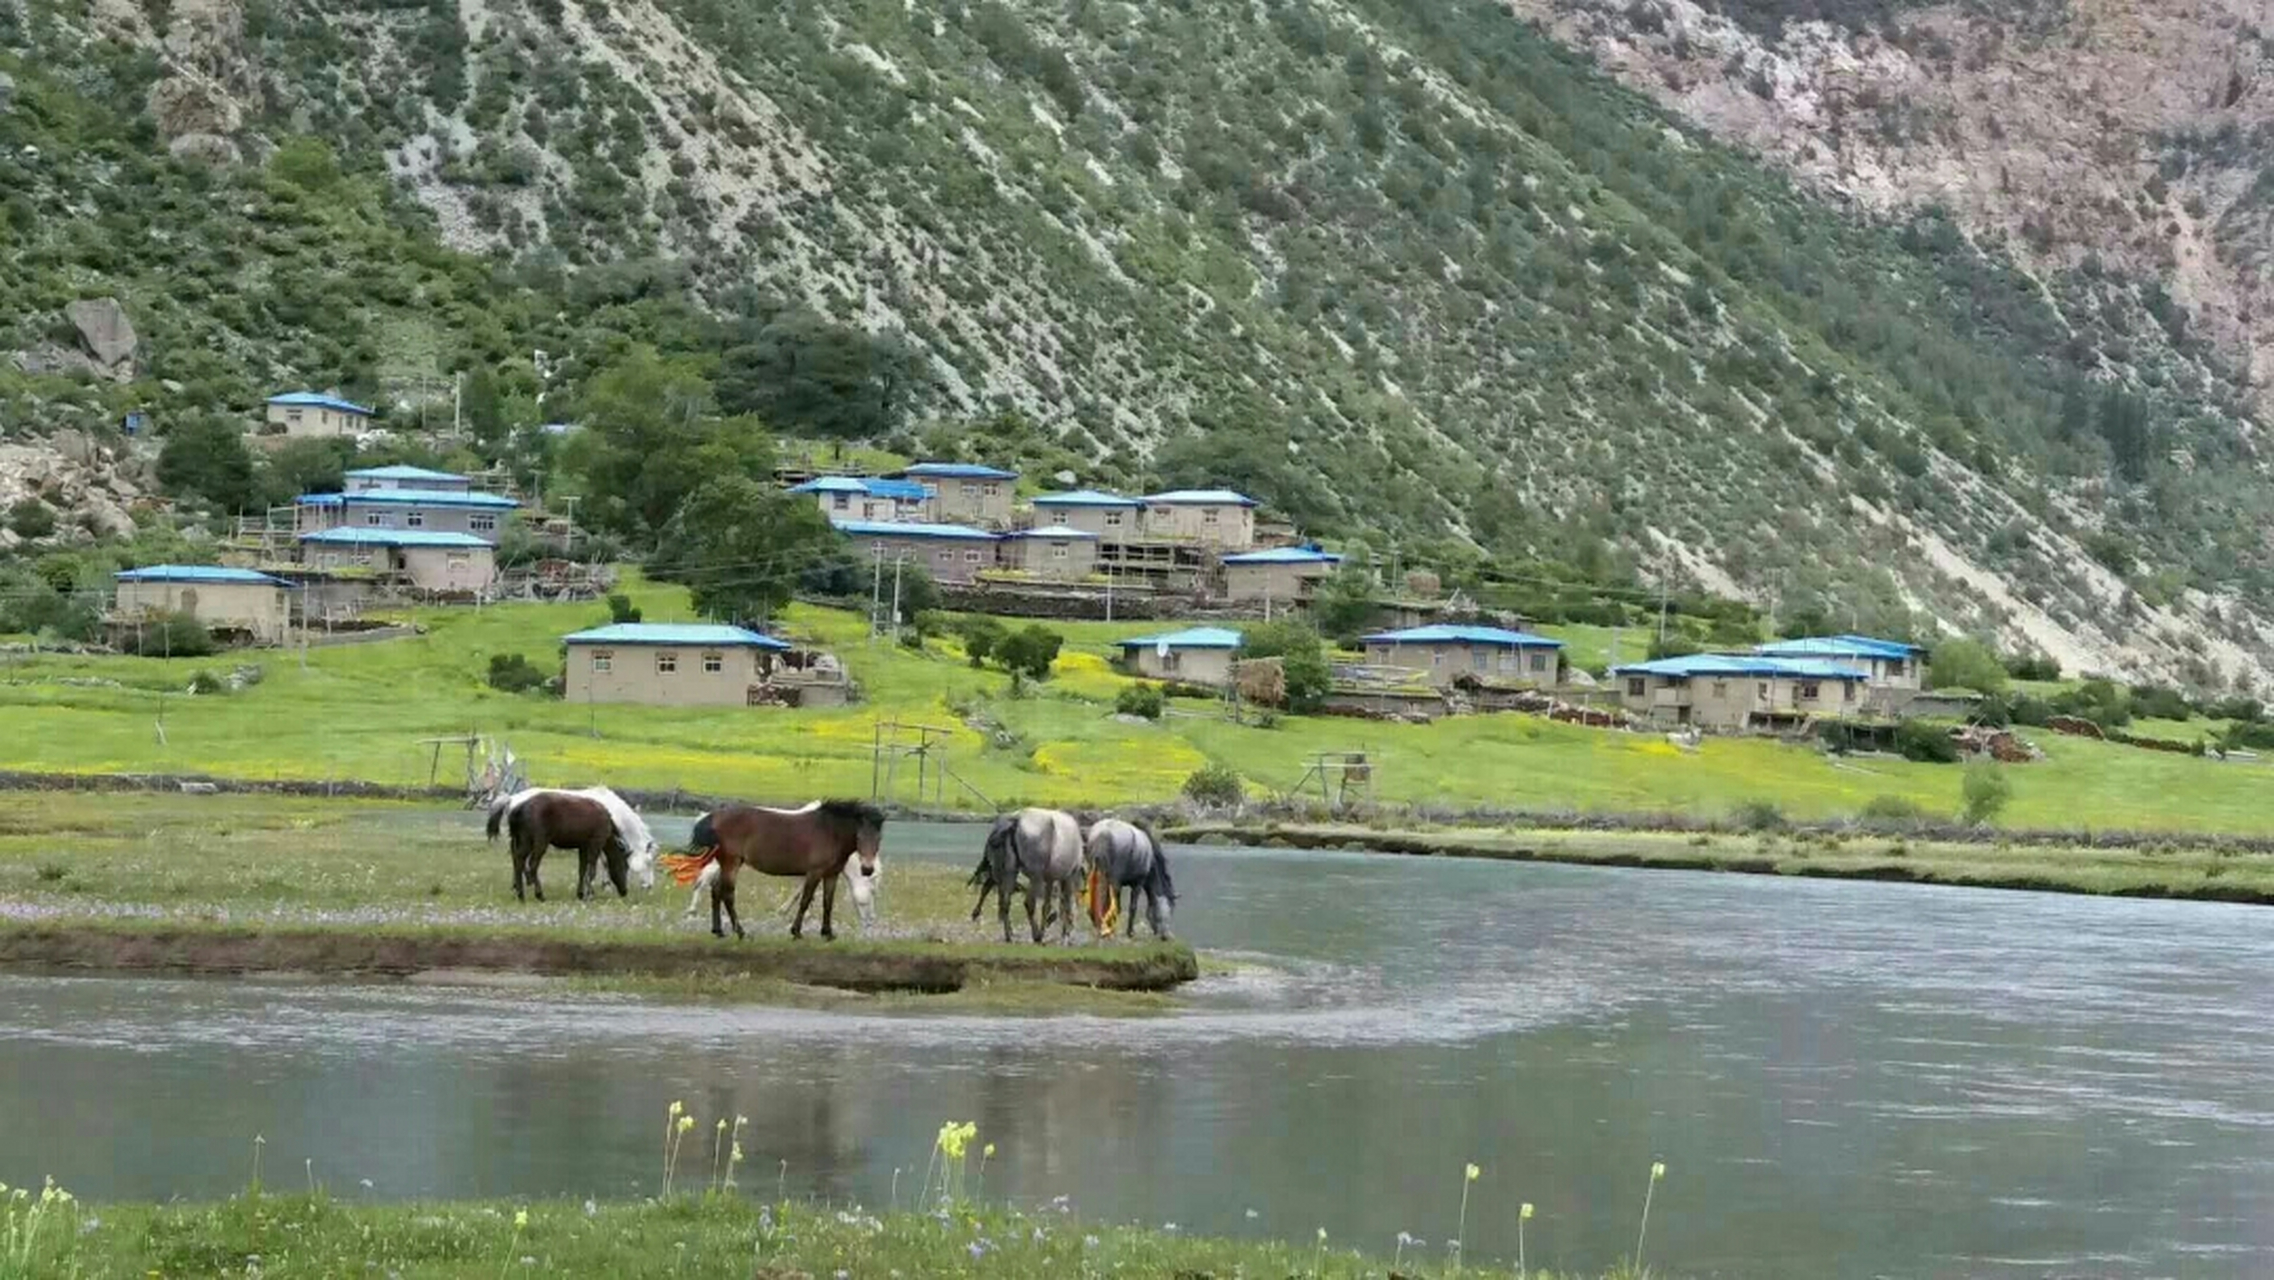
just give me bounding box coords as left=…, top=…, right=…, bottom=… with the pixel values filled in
left=115, top=564, right=293, bottom=587
left=267, top=391, right=374, bottom=415
left=1613, top=654, right=1871, bottom=680
left=561, top=623, right=790, bottom=649
left=791, top=475, right=934, bottom=501
left=1362, top=624, right=1563, bottom=648
left=1032, top=489, right=1140, bottom=508
left=1144, top=489, right=1259, bottom=507
left=1757, top=634, right=1926, bottom=659
left=298, top=528, right=492, bottom=549
left=346, top=464, right=466, bottom=483
left=898, top=462, right=1019, bottom=480
left=1117, top=626, right=1245, bottom=650
left=297, top=488, right=519, bottom=509
left=1005, top=524, right=1099, bottom=540
left=831, top=518, right=999, bottom=542
left=1222, top=547, right=1342, bottom=565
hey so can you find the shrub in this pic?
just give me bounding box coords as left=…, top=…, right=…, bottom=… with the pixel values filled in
left=2003, top=651, right=2061, bottom=682
left=1927, top=637, right=2008, bottom=694
left=955, top=616, right=1008, bottom=668
left=994, top=625, right=1064, bottom=679
left=1859, top=794, right=1925, bottom=827
left=7, top=498, right=55, bottom=540
left=1182, top=761, right=1244, bottom=807
left=119, top=610, right=216, bottom=658
left=1238, top=621, right=1331, bottom=714
left=187, top=669, right=227, bottom=695
left=1894, top=720, right=1960, bottom=764
left=2129, top=684, right=2193, bottom=723
left=1732, top=798, right=1786, bottom=831
left=606, top=593, right=642, bottom=624
left=2051, top=678, right=2132, bottom=729
left=1115, top=682, right=1165, bottom=720
left=1960, top=761, right=2012, bottom=826
left=1646, top=632, right=1701, bottom=661
left=487, top=652, right=551, bottom=694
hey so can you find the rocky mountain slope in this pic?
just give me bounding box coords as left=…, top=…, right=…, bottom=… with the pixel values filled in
left=5, top=0, right=2274, bottom=686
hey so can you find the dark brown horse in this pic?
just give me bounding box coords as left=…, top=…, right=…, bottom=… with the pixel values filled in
left=661, top=800, right=885, bottom=940
left=496, top=791, right=631, bottom=902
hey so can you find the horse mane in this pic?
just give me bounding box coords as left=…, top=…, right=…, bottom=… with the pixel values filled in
left=1141, top=823, right=1175, bottom=905
left=817, top=798, right=887, bottom=832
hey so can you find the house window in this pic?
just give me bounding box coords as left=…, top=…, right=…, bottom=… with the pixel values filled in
left=1050, top=542, right=1068, bottom=559
left=703, top=652, right=723, bottom=674
left=591, top=650, right=613, bottom=674
left=1627, top=677, right=1647, bottom=697
left=1886, top=659, right=1905, bottom=678
left=982, top=483, right=1001, bottom=498
left=964, top=549, right=983, bottom=563
left=1431, top=650, right=1443, bottom=667
left=656, top=651, right=678, bottom=674
left=1711, top=681, right=1728, bottom=697
left=1162, top=651, right=1183, bottom=671
left=1798, top=681, right=1821, bottom=700
left=1529, top=651, right=1550, bottom=673
left=470, top=515, right=496, bottom=533
left=406, top=511, right=425, bottom=528
left=1499, top=650, right=1518, bottom=671
left=1757, top=683, right=1769, bottom=699
left=1202, top=508, right=1220, bottom=524
left=446, top=552, right=469, bottom=568
left=833, top=493, right=850, bottom=510
left=1104, top=510, right=1124, bottom=527
left=1844, top=682, right=1857, bottom=701
left=364, top=511, right=387, bottom=526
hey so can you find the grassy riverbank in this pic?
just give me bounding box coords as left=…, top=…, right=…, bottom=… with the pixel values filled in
left=1171, top=822, right=2274, bottom=905
left=6, top=575, right=2273, bottom=833
left=0, top=792, right=1195, bottom=997
left=6, top=1192, right=1654, bottom=1278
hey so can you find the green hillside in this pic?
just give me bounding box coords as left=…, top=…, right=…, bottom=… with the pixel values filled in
left=2, top=0, right=2269, bottom=683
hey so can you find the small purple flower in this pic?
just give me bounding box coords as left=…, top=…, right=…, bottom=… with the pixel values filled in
left=967, top=1240, right=990, bottom=1260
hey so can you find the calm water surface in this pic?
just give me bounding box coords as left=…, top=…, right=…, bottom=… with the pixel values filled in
left=6, top=821, right=2274, bottom=1278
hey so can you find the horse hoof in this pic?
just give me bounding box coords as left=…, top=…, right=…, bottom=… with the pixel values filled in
left=820, top=928, right=835, bottom=941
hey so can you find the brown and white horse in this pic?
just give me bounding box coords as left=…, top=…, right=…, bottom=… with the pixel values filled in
left=662, top=800, right=885, bottom=940
left=498, top=791, right=631, bottom=902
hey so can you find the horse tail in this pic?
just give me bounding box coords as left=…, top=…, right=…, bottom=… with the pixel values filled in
left=486, top=796, right=508, bottom=842
left=971, top=815, right=1015, bottom=887
left=689, top=810, right=717, bottom=853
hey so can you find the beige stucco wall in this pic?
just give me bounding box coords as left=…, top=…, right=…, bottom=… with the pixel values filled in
left=927, top=477, right=1013, bottom=527
left=114, top=580, right=290, bottom=645
left=811, top=490, right=932, bottom=523
left=264, top=403, right=366, bottom=438
left=1363, top=642, right=1559, bottom=686
left=1122, top=646, right=1236, bottom=686
left=339, top=504, right=510, bottom=542
left=1029, top=504, right=1139, bottom=541
left=565, top=644, right=773, bottom=706
left=1619, top=674, right=1863, bottom=729
left=1142, top=502, right=1255, bottom=548
left=1001, top=535, right=1098, bottom=581
left=395, top=545, right=497, bottom=592
left=1223, top=561, right=1335, bottom=602
left=852, top=533, right=997, bottom=584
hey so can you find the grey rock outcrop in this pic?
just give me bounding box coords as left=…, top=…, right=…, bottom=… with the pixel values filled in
left=64, top=298, right=139, bottom=378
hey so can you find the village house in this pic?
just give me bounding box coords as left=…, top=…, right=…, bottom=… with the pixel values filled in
left=1755, top=635, right=1927, bottom=692
left=996, top=525, right=1100, bottom=581
left=1140, top=489, right=1258, bottom=549
left=1028, top=489, right=1143, bottom=541
left=297, top=528, right=497, bottom=594
left=1220, top=545, right=1343, bottom=603
left=1360, top=624, right=1564, bottom=687
left=262, top=392, right=374, bottom=439
left=789, top=475, right=935, bottom=523
left=1612, top=653, right=1872, bottom=730
left=891, top=463, right=1018, bottom=527
left=831, top=518, right=1001, bottom=585
left=112, top=565, right=294, bottom=646
left=1114, top=626, right=1243, bottom=686
left=344, top=464, right=472, bottom=495
left=561, top=622, right=793, bottom=708
left=294, top=486, right=520, bottom=544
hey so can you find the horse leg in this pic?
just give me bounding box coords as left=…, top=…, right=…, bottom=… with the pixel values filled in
left=576, top=843, right=595, bottom=902
left=819, top=873, right=838, bottom=941
left=719, top=862, right=746, bottom=940
left=970, top=877, right=992, bottom=922
left=1000, top=865, right=1018, bottom=945
left=709, top=865, right=726, bottom=939
left=1024, top=871, right=1044, bottom=944
left=510, top=835, right=526, bottom=902
left=790, top=872, right=820, bottom=939
left=527, top=843, right=545, bottom=902
left=1059, top=878, right=1076, bottom=944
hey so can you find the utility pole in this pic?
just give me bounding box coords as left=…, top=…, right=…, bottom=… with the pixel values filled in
left=869, top=545, right=885, bottom=638
left=452, top=372, right=462, bottom=436
left=1104, top=572, right=1113, bottom=622
left=1657, top=577, right=1670, bottom=644
left=889, top=553, right=905, bottom=641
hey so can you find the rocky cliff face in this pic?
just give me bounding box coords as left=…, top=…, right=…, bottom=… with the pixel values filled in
left=1504, top=0, right=2274, bottom=403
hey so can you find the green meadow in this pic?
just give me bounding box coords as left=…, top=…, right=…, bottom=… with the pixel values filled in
left=2, top=576, right=2272, bottom=834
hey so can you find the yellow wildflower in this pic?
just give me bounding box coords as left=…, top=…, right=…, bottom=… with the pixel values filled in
left=1465, top=1163, right=1481, bottom=1181
left=1521, top=1202, right=1535, bottom=1221
left=513, top=1209, right=528, bottom=1230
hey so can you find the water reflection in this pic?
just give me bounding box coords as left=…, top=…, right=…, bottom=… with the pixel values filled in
left=8, top=835, right=2274, bottom=1276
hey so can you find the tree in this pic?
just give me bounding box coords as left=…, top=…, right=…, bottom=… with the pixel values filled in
left=606, top=594, right=642, bottom=625
left=564, top=346, right=773, bottom=538
left=994, top=625, right=1065, bottom=679
left=1647, top=632, right=1702, bottom=661
left=259, top=437, right=354, bottom=505
left=1960, top=761, right=2012, bottom=826
left=157, top=414, right=260, bottom=511
left=460, top=365, right=507, bottom=448
left=893, top=562, right=942, bottom=634
left=1239, top=621, right=1331, bottom=714
left=1310, top=565, right=1378, bottom=642
left=657, top=475, right=840, bottom=625
left=1116, top=683, right=1165, bottom=719
left=1927, top=637, right=2009, bottom=694
left=715, top=309, right=928, bottom=441
left=956, top=616, right=1007, bottom=668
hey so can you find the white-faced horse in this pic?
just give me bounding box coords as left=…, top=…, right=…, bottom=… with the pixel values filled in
left=487, top=786, right=658, bottom=890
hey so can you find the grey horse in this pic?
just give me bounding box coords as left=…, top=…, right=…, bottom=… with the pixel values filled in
left=1084, top=817, right=1176, bottom=940
left=973, top=807, right=1086, bottom=943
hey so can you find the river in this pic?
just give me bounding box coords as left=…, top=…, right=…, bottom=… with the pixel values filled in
left=5, top=821, right=2274, bottom=1277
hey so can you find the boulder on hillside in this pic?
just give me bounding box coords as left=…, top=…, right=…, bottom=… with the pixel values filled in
left=64, top=298, right=138, bottom=377
left=0, top=71, right=16, bottom=114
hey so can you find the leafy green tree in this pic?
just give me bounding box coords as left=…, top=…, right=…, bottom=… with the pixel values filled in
left=994, top=624, right=1065, bottom=679
left=460, top=365, right=506, bottom=448
left=1927, top=638, right=2009, bottom=694
left=1646, top=633, right=1701, bottom=661
left=1116, top=682, right=1166, bottom=719
left=564, top=347, right=772, bottom=537
left=1960, top=761, right=2012, bottom=826
left=157, top=414, right=260, bottom=511
left=892, top=562, right=942, bottom=634
left=1310, top=565, right=1378, bottom=642
left=259, top=438, right=354, bottom=505
left=656, top=475, right=839, bottom=625
left=956, top=616, right=1008, bottom=668
left=715, top=310, right=927, bottom=441
left=1239, top=620, right=1332, bottom=714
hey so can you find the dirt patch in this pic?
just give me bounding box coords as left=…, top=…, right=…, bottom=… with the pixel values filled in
left=0, top=925, right=1199, bottom=993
